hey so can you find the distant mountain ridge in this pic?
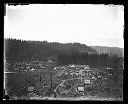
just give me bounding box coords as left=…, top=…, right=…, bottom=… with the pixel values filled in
left=90, top=46, right=124, bottom=57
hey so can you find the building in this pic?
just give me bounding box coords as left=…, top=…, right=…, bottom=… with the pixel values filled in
left=28, top=86, right=34, bottom=92
left=84, top=79, right=91, bottom=84
left=76, top=65, right=90, bottom=69
left=73, top=82, right=85, bottom=90
left=77, top=86, right=84, bottom=92
left=83, top=75, right=91, bottom=84
left=84, top=65, right=90, bottom=69
left=68, top=64, right=75, bottom=67
left=30, top=68, right=36, bottom=71
left=71, top=65, right=75, bottom=67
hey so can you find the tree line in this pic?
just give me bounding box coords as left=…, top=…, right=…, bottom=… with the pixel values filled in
left=57, top=52, right=123, bottom=69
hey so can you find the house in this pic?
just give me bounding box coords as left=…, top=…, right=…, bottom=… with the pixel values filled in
left=84, top=65, right=90, bottom=69
left=83, top=75, right=91, bottom=84
left=71, top=65, right=75, bottom=68
left=28, top=86, right=34, bottom=92
left=30, top=68, right=36, bottom=71
left=75, top=65, right=90, bottom=69
left=53, top=67, right=57, bottom=70
left=74, top=82, right=85, bottom=89
left=77, top=86, right=84, bottom=92
left=84, top=79, right=91, bottom=84
left=68, top=64, right=80, bottom=69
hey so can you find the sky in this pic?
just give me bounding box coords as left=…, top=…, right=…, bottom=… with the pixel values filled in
left=4, top=4, right=124, bottom=48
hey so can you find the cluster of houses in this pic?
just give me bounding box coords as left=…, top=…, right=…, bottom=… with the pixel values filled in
left=54, top=64, right=112, bottom=94
left=55, top=65, right=96, bottom=84
left=53, top=65, right=94, bottom=93
left=5, top=60, right=57, bottom=72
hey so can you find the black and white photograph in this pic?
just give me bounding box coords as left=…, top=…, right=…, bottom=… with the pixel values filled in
left=4, top=4, right=124, bottom=100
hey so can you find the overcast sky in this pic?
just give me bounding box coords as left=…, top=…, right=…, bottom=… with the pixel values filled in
left=4, top=4, right=124, bottom=48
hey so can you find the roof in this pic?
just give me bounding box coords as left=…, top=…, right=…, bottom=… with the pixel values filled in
left=31, top=68, right=36, bottom=71
left=68, top=65, right=90, bottom=68
left=77, top=86, right=84, bottom=91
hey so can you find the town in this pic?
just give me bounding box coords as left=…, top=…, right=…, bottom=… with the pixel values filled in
left=5, top=59, right=123, bottom=100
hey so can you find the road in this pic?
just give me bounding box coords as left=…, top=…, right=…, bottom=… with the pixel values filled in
left=52, top=67, right=87, bottom=94
left=54, top=80, right=66, bottom=92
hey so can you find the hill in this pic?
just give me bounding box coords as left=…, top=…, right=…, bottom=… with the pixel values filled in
left=90, top=46, right=124, bottom=57
left=4, top=38, right=97, bottom=61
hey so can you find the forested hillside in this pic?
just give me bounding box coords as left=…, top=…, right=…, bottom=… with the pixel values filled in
left=4, top=38, right=97, bottom=61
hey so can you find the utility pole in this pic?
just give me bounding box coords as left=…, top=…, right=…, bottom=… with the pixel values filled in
left=80, top=69, right=83, bottom=82
left=81, top=74, right=82, bottom=82
left=50, top=69, right=52, bottom=87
